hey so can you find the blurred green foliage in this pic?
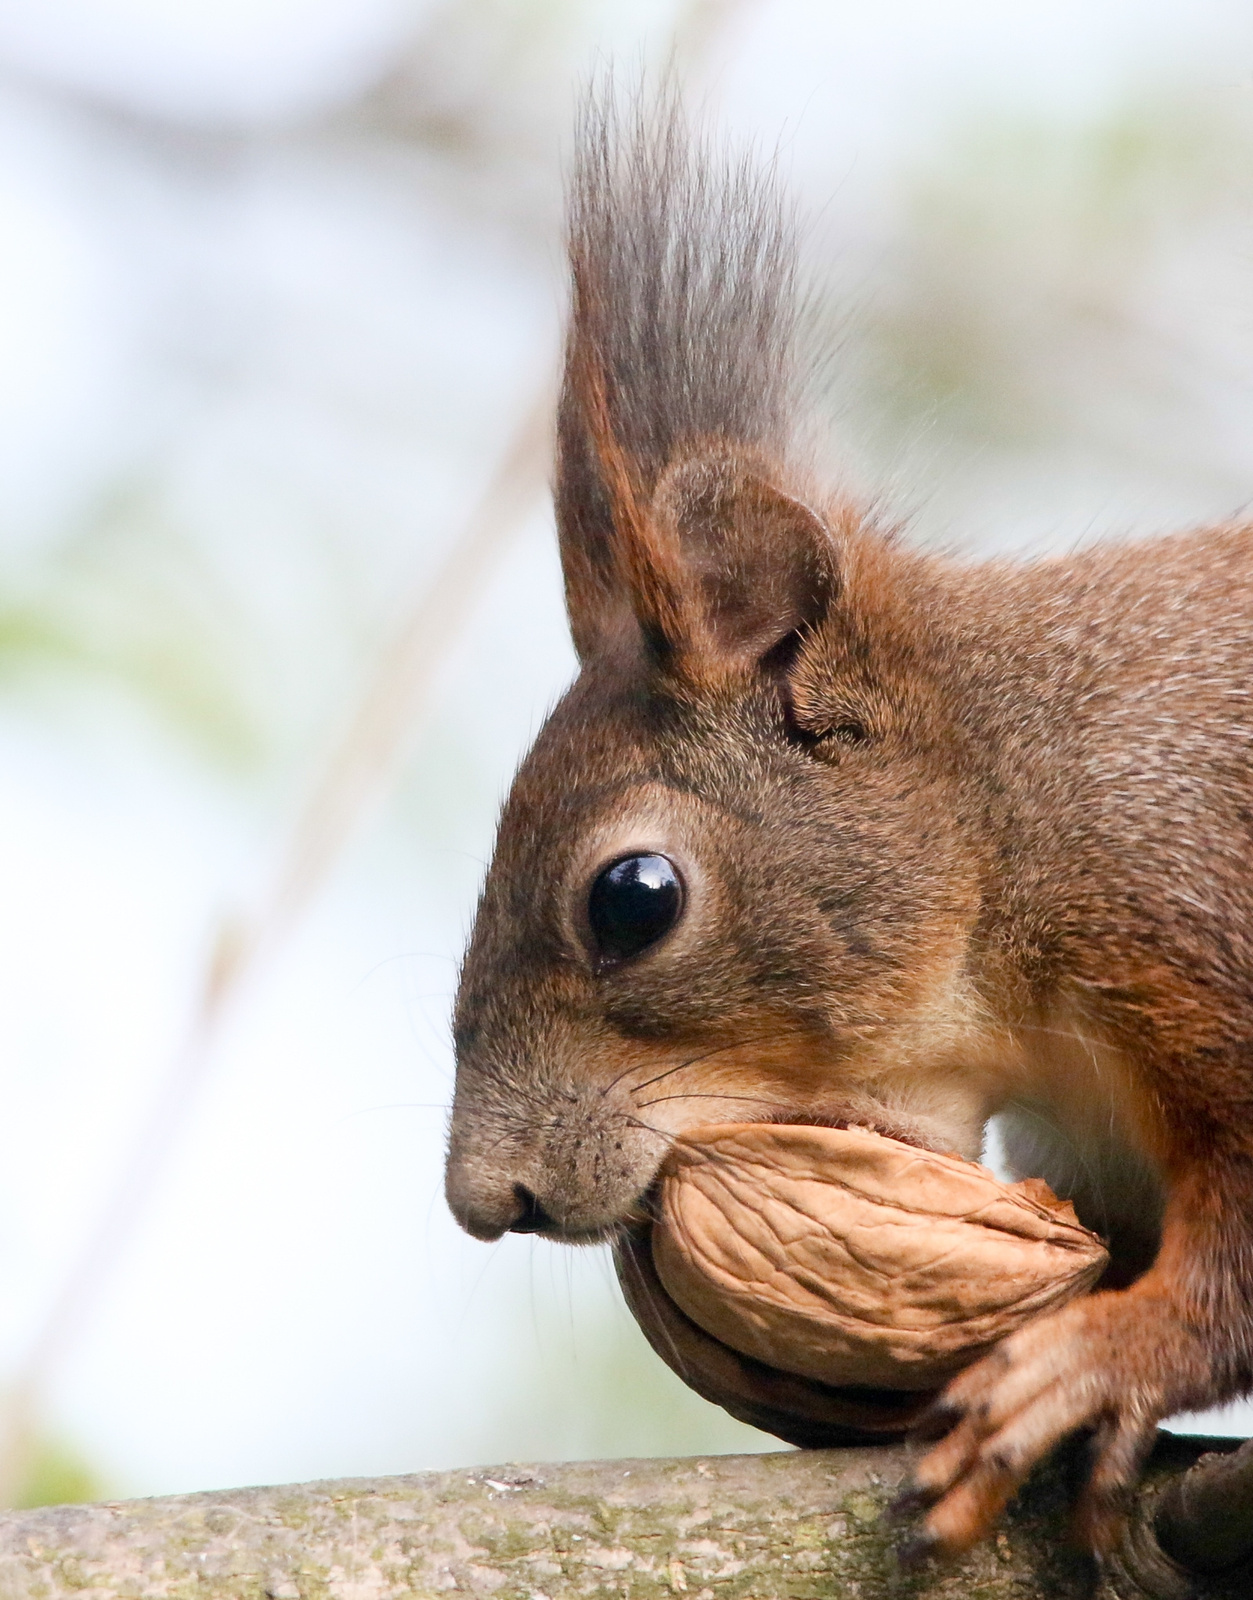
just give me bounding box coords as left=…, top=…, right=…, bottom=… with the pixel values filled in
left=0, top=487, right=265, bottom=773
left=9, top=1432, right=104, bottom=1510
left=822, top=93, right=1253, bottom=499
left=6, top=90, right=1247, bottom=779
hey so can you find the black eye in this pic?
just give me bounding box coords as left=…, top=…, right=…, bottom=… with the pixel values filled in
left=587, top=853, right=684, bottom=966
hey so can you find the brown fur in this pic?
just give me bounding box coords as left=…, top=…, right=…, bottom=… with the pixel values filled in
left=444, top=88, right=1253, bottom=1557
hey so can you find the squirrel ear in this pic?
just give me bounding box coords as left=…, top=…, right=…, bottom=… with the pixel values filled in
left=555, top=392, right=834, bottom=673
left=649, top=448, right=836, bottom=673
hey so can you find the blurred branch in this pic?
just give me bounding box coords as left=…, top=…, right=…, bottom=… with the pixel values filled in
left=0, top=0, right=758, bottom=1507
left=0, top=389, right=551, bottom=1506
left=261, top=394, right=553, bottom=939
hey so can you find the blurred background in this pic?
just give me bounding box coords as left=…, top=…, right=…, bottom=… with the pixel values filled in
left=0, top=0, right=1252, bottom=1508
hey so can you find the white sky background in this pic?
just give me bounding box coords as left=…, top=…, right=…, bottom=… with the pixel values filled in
left=0, top=0, right=1249, bottom=1499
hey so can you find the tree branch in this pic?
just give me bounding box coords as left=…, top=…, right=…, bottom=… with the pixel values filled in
left=0, top=1437, right=1249, bottom=1599
left=1152, top=1437, right=1253, bottom=1578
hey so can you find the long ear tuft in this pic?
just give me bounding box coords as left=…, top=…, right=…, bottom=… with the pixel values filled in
left=556, top=82, right=806, bottom=662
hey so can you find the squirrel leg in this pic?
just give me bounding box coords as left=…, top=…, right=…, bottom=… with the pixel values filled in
left=900, top=1170, right=1253, bottom=1557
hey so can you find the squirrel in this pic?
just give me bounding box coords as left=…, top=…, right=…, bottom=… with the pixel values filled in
left=443, top=87, right=1253, bottom=1559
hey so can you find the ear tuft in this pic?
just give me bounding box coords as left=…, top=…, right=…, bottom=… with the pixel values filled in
left=649, top=448, right=837, bottom=672
left=554, top=87, right=807, bottom=666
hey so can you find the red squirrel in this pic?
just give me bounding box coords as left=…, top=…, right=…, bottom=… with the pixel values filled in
left=443, top=90, right=1253, bottom=1557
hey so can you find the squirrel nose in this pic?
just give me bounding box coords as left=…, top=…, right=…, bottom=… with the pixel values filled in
left=508, top=1184, right=556, bottom=1234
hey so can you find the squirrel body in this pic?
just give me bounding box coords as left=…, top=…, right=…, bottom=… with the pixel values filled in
left=445, top=94, right=1253, bottom=1555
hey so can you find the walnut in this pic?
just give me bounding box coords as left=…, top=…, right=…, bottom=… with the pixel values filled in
left=647, top=1122, right=1107, bottom=1393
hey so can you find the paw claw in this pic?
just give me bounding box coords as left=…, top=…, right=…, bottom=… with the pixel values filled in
left=895, top=1529, right=940, bottom=1570
left=886, top=1479, right=938, bottom=1521
left=910, top=1401, right=963, bottom=1442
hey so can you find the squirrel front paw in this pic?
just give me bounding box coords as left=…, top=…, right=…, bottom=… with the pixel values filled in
left=894, top=1292, right=1186, bottom=1559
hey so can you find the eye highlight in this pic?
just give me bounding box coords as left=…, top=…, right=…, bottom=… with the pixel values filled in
left=587, top=853, right=684, bottom=966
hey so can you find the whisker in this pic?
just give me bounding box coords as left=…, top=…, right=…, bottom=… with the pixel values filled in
left=625, top=1032, right=779, bottom=1098
left=600, top=1031, right=778, bottom=1101
left=621, top=1112, right=680, bottom=1146
left=341, top=1102, right=449, bottom=1120
left=620, top=1112, right=775, bottom=1172
left=478, top=1111, right=562, bottom=1163
left=635, top=1090, right=793, bottom=1111
left=595, top=1011, right=1101, bottom=1108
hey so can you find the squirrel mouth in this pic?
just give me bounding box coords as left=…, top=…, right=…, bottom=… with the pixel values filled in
left=549, top=1107, right=956, bottom=1245
left=624, top=1103, right=951, bottom=1232
left=756, top=1102, right=951, bottom=1155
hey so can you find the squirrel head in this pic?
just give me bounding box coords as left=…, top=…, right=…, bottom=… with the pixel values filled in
left=445, top=95, right=989, bottom=1243
left=446, top=440, right=988, bottom=1241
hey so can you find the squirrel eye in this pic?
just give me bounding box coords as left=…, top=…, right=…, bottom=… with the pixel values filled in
left=587, top=853, right=684, bottom=965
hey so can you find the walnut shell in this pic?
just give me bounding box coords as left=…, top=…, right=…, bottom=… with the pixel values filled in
left=649, top=1122, right=1108, bottom=1393
left=615, top=1217, right=935, bottom=1449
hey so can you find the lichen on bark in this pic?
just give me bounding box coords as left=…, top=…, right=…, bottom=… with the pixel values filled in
left=0, top=1436, right=1247, bottom=1599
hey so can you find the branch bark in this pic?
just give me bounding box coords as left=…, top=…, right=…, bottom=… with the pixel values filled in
left=0, top=1437, right=1248, bottom=1600
left=1153, top=1437, right=1253, bottom=1576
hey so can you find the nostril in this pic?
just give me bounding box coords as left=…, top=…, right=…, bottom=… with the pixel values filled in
left=509, top=1184, right=555, bottom=1234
